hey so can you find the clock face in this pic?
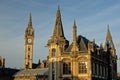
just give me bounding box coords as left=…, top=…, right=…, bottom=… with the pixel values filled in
left=28, top=39, right=32, bottom=43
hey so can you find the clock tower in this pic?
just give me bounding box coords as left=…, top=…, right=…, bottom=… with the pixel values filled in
left=24, top=14, right=34, bottom=69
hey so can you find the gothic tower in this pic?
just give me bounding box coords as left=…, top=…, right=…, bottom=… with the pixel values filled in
left=47, top=6, right=69, bottom=80
left=104, top=25, right=117, bottom=79
left=24, top=14, right=34, bottom=69
left=105, top=25, right=116, bottom=57
left=71, top=20, right=79, bottom=52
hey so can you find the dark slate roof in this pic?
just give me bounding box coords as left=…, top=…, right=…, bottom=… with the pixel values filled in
left=65, top=42, right=73, bottom=52
left=77, top=35, right=89, bottom=50
left=13, top=68, right=48, bottom=77
left=0, top=68, right=19, bottom=76
left=65, top=35, right=89, bottom=52
left=32, top=63, right=39, bottom=69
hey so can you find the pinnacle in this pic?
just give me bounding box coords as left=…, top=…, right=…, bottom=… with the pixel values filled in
left=28, top=13, right=32, bottom=27
left=73, top=20, right=76, bottom=27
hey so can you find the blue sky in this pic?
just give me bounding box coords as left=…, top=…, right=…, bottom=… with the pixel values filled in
left=0, top=0, right=120, bottom=71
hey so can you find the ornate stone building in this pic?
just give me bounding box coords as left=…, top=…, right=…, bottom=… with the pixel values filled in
left=47, top=7, right=117, bottom=80
left=14, top=6, right=117, bottom=80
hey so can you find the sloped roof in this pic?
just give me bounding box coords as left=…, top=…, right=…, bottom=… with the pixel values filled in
left=65, top=35, right=89, bottom=52
left=65, top=42, right=73, bottom=52
left=77, top=35, right=89, bottom=50
left=13, top=68, right=48, bottom=77
left=0, top=68, right=19, bottom=76
left=53, top=6, right=65, bottom=39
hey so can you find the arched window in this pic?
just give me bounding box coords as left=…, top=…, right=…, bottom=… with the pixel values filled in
left=78, top=62, right=87, bottom=74
left=28, top=55, right=30, bottom=59
left=63, top=62, right=71, bottom=74
left=52, top=48, right=56, bottom=57
left=26, top=62, right=29, bottom=68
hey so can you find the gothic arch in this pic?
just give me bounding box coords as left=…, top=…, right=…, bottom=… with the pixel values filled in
left=77, top=56, right=88, bottom=61
left=62, top=58, right=71, bottom=62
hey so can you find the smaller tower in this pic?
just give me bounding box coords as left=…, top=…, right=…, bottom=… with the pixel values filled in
left=47, top=6, right=69, bottom=58
left=71, top=20, right=79, bottom=52
left=47, top=6, right=69, bottom=80
left=24, top=14, right=34, bottom=69
left=105, top=25, right=116, bottom=57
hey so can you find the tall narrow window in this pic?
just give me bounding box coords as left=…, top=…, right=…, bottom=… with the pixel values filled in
left=97, top=64, right=99, bottom=75
left=78, top=62, right=87, bottom=74
left=95, top=63, right=97, bottom=74
left=52, top=62, right=55, bottom=70
left=28, top=47, right=30, bottom=51
left=28, top=55, right=30, bottom=59
left=52, top=62, right=55, bottom=80
left=63, top=62, right=71, bottom=74
left=52, top=74, right=55, bottom=80
left=92, top=62, right=95, bottom=74
left=52, top=48, right=56, bottom=57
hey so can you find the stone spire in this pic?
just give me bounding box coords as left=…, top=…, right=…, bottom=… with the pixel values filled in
left=25, top=13, right=34, bottom=37
left=24, top=13, right=34, bottom=69
left=28, top=13, right=33, bottom=28
left=71, top=20, right=78, bottom=52
left=52, top=6, right=64, bottom=39
left=73, top=20, right=77, bottom=44
left=106, top=24, right=115, bottom=49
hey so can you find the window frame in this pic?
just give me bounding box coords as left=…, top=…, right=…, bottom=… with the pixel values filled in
left=63, top=62, right=71, bottom=74
left=51, top=48, right=56, bottom=57
left=78, top=62, right=87, bottom=74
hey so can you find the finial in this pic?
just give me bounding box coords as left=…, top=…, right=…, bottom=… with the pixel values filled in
left=107, top=24, right=110, bottom=31
left=56, top=5, right=61, bottom=19
left=106, top=24, right=111, bottom=40
left=28, top=13, right=32, bottom=27
left=29, top=13, right=32, bottom=23
left=73, top=19, right=76, bottom=27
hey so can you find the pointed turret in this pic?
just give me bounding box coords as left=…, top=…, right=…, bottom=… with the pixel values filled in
left=73, top=20, right=77, bottom=44
left=28, top=13, right=33, bottom=28
left=104, top=25, right=116, bottom=57
left=52, top=6, right=64, bottom=39
left=25, top=13, right=34, bottom=37
left=47, top=6, right=69, bottom=56
left=71, top=20, right=79, bottom=52
left=106, top=25, right=115, bottom=50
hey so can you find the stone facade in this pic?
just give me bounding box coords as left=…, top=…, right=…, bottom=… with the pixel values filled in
left=14, top=6, right=117, bottom=80
left=47, top=7, right=117, bottom=80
